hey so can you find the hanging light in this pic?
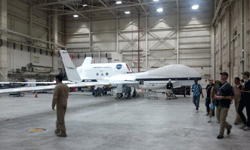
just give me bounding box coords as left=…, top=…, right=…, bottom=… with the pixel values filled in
left=73, top=14, right=79, bottom=18
left=192, top=5, right=199, bottom=10
left=116, top=1, right=122, bottom=4
left=157, top=8, right=163, bottom=12
left=125, top=11, right=130, bottom=14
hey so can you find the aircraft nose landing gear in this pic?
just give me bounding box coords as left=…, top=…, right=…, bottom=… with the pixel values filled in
left=116, top=93, right=123, bottom=99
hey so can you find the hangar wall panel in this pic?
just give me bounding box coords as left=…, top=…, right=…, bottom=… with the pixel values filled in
left=245, top=0, right=250, bottom=72
left=214, top=24, right=221, bottom=80
left=3, top=1, right=65, bottom=79
left=221, top=12, right=230, bottom=76
left=212, top=0, right=250, bottom=84
left=230, top=1, right=242, bottom=81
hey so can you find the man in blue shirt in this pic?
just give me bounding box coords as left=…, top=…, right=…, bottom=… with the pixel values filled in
left=192, top=79, right=204, bottom=113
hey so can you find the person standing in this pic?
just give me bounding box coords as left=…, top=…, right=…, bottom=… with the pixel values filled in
left=192, top=79, right=204, bottom=113
left=52, top=75, right=69, bottom=137
left=238, top=72, right=250, bottom=131
left=214, top=72, right=234, bottom=139
left=206, top=79, right=214, bottom=116
left=233, top=77, right=243, bottom=125
left=166, top=79, right=173, bottom=100
left=208, top=80, right=221, bottom=123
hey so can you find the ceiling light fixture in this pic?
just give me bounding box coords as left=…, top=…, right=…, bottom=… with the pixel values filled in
left=192, top=5, right=199, bottom=10
left=73, top=14, right=79, bottom=18
left=125, top=11, right=130, bottom=14
left=157, top=8, right=163, bottom=12
left=153, top=0, right=159, bottom=1
left=116, top=1, right=122, bottom=4
left=83, top=4, right=87, bottom=7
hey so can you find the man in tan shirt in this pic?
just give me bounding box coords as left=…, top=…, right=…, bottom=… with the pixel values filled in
left=52, top=75, right=69, bottom=137
left=233, top=77, right=243, bottom=125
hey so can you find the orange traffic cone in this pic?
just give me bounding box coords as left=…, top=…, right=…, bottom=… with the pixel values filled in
left=35, top=92, right=38, bottom=98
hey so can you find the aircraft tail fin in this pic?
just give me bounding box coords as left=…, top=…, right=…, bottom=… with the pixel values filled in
left=59, top=50, right=82, bottom=82
left=82, top=57, right=92, bottom=66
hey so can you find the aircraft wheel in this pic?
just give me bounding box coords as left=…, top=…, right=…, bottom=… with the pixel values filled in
left=117, top=93, right=123, bottom=99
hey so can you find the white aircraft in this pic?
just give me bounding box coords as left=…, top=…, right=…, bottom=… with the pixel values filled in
left=0, top=50, right=201, bottom=98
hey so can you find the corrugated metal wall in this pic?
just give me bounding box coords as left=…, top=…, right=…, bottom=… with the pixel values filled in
left=213, top=0, right=249, bottom=83
left=5, top=1, right=65, bottom=73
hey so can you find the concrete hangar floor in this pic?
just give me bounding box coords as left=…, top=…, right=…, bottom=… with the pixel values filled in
left=0, top=91, right=249, bottom=150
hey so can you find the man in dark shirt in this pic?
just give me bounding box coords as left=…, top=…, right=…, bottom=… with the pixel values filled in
left=214, top=72, right=234, bottom=139
left=205, top=79, right=214, bottom=115
left=238, top=71, right=250, bottom=131
left=166, top=79, right=173, bottom=100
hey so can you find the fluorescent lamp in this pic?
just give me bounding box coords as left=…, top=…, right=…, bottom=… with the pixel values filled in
left=153, top=0, right=159, bottom=1
left=73, top=14, right=79, bottom=18
left=83, top=4, right=87, bottom=7
left=116, top=1, right=122, bottom=4
left=125, top=11, right=130, bottom=14
left=192, top=5, right=199, bottom=10
left=157, top=8, right=163, bottom=12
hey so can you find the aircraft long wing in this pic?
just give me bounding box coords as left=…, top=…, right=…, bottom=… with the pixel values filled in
left=0, top=81, right=73, bottom=85
left=0, top=81, right=138, bottom=94
left=0, top=82, right=56, bottom=85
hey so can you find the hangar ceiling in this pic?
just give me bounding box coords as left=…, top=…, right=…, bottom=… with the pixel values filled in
left=16, top=0, right=209, bottom=21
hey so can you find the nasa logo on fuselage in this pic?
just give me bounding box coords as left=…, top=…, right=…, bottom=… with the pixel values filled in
left=116, top=64, right=122, bottom=70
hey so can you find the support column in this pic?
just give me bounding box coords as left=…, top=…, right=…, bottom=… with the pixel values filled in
left=138, top=13, right=140, bottom=72
left=145, top=11, right=148, bottom=68
left=52, top=9, right=58, bottom=73
left=211, top=26, right=215, bottom=80
left=116, top=18, right=119, bottom=53
left=29, top=1, right=32, bottom=37
left=89, top=21, right=92, bottom=51
left=0, top=0, right=8, bottom=81
left=244, top=0, right=249, bottom=71
left=219, top=21, right=222, bottom=73
left=176, top=0, right=180, bottom=64
left=240, top=0, right=245, bottom=72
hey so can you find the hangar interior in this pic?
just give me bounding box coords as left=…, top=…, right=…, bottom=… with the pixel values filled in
left=1, top=0, right=250, bottom=149
left=0, top=0, right=228, bottom=83
left=0, top=0, right=249, bottom=85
